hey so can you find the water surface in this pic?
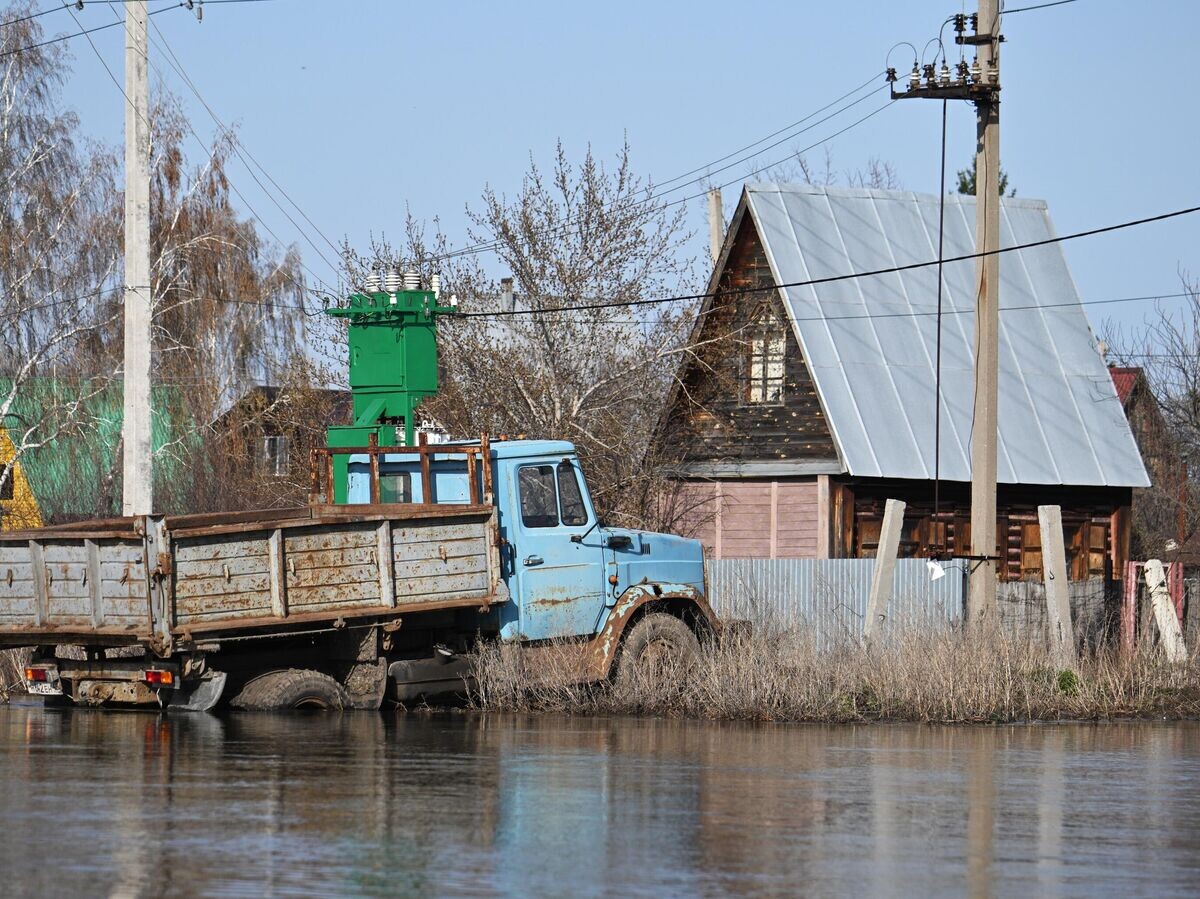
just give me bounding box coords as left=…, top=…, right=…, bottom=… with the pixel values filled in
left=0, top=705, right=1197, bottom=897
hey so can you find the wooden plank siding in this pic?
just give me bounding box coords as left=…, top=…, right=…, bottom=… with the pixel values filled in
left=661, top=215, right=838, bottom=464
left=678, top=479, right=819, bottom=560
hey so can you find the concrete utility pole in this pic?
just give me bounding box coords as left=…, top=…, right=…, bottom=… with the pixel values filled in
left=122, top=1, right=153, bottom=515
left=887, top=1, right=1002, bottom=626
left=707, top=188, right=724, bottom=269
left=967, top=0, right=1000, bottom=626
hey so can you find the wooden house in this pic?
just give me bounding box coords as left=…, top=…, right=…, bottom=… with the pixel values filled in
left=657, top=184, right=1149, bottom=580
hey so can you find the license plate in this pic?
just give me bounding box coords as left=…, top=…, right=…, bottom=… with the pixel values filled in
left=27, top=681, right=62, bottom=696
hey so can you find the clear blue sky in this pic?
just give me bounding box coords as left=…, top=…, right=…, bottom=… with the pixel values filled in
left=52, top=0, right=1199, bottom=335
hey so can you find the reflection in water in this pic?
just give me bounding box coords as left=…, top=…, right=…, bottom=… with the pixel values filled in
left=0, top=707, right=1197, bottom=897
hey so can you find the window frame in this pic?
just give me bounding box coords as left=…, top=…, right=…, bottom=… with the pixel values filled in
left=743, top=308, right=787, bottom=406
left=517, top=464, right=561, bottom=529
left=262, top=434, right=290, bottom=478
left=555, top=460, right=589, bottom=527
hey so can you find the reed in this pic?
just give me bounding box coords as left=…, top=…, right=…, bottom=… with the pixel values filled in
left=467, top=625, right=1200, bottom=723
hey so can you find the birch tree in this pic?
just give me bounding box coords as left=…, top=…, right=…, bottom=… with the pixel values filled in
left=0, top=6, right=122, bottom=524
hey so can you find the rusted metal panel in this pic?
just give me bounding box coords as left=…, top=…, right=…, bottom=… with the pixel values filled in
left=1, top=504, right=506, bottom=643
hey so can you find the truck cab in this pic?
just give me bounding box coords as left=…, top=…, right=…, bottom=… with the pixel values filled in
left=343, top=438, right=710, bottom=652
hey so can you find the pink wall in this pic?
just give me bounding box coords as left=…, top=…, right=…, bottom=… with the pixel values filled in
left=678, top=479, right=820, bottom=559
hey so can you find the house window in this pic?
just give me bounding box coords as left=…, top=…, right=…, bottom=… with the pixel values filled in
left=745, top=311, right=786, bottom=405
left=262, top=435, right=290, bottom=478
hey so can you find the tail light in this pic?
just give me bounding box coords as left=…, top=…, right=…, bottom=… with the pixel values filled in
left=143, top=670, right=174, bottom=686
left=24, top=667, right=49, bottom=683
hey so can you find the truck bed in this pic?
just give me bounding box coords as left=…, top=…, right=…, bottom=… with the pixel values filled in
left=0, top=503, right=506, bottom=650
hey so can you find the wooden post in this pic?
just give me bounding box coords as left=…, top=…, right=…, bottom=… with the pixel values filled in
left=418, top=431, right=432, bottom=504
left=368, top=433, right=381, bottom=505
left=1038, top=505, right=1076, bottom=669
left=1145, top=559, right=1187, bottom=663
left=1120, top=560, right=1138, bottom=654
left=816, top=475, right=831, bottom=559
left=864, top=498, right=905, bottom=641
left=267, top=528, right=288, bottom=619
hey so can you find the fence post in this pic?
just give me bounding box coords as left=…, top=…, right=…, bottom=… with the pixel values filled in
left=1145, top=559, right=1187, bottom=663
left=1038, top=505, right=1076, bottom=669
left=864, top=499, right=905, bottom=641
left=1121, top=561, right=1138, bottom=654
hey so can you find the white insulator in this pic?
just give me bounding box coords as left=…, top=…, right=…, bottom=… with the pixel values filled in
left=403, top=270, right=420, bottom=291
left=383, top=268, right=403, bottom=293
left=430, top=273, right=441, bottom=299
left=365, top=273, right=382, bottom=293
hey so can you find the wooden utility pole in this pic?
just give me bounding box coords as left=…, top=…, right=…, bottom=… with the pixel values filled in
left=888, top=2, right=1002, bottom=626
left=967, top=0, right=1001, bottom=627
left=707, top=188, right=724, bottom=269
left=122, top=0, right=153, bottom=515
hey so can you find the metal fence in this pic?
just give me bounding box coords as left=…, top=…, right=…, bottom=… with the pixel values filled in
left=705, top=559, right=1128, bottom=647
left=994, top=578, right=1116, bottom=647
left=705, top=558, right=967, bottom=644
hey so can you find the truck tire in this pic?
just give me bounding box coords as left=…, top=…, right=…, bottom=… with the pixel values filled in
left=617, top=613, right=701, bottom=685
left=230, top=669, right=348, bottom=711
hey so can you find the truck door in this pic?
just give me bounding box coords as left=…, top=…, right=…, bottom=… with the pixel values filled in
left=511, top=459, right=606, bottom=640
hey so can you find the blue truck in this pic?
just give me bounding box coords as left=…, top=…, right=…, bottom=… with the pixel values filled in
left=2, top=435, right=718, bottom=710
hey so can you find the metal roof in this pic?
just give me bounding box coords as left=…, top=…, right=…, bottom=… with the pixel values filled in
left=744, top=184, right=1149, bottom=487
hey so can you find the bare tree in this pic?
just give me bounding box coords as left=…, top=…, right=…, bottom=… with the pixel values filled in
left=0, top=5, right=123, bottom=525
left=1104, top=273, right=1200, bottom=561
left=751, top=145, right=901, bottom=189
left=340, top=141, right=704, bottom=527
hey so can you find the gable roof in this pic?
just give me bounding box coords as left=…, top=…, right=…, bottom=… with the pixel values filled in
left=1108, top=366, right=1141, bottom=407
left=723, top=183, right=1148, bottom=487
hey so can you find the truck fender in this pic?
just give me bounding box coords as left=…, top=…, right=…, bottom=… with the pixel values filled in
left=585, top=583, right=720, bottom=680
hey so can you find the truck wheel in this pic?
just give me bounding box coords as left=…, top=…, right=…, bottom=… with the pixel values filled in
left=617, top=613, right=700, bottom=685
left=230, top=669, right=348, bottom=711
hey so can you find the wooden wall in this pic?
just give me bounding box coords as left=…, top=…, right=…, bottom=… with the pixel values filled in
left=833, top=478, right=1133, bottom=581
left=662, top=214, right=838, bottom=465
left=678, top=478, right=819, bottom=559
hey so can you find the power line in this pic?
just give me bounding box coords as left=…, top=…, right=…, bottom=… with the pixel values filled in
left=434, top=93, right=895, bottom=263
left=98, top=3, right=336, bottom=308
left=0, top=1, right=277, bottom=60
left=0, top=1, right=183, bottom=59
left=147, top=15, right=345, bottom=271
left=652, top=73, right=883, bottom=192
left=1001, top=0, right=1079, bottom=14
left=0, top=4, right=68, bottom=28
left=451, top=203, right=1200, bottom=317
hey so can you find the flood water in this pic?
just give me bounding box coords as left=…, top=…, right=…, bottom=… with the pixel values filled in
left=0, top=706, right=1197, bottom=897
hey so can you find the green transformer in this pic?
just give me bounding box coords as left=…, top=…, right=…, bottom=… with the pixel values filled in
left=324, top=278, right=457, bottom=503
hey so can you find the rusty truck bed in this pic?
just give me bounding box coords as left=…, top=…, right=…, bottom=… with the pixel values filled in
left=0, top=503, right=506, bottom=650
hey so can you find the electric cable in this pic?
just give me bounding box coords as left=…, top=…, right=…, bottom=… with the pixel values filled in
left=452, top=204, right=1200, bottom=318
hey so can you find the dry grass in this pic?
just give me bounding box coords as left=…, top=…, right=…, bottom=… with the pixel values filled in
left=0, top=647, right=31, bottom=702
left=467, top=626, right=1200, bottom=723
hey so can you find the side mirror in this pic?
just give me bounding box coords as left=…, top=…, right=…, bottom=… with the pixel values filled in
left=570, top=534, right=583, bottom=543
left=606, top=535, right=632, bottom=550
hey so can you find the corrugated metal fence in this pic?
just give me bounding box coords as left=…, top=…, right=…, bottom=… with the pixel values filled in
left=705, top=558, right=967, bottom=644
left=706, top=559, right=1127, bottom=646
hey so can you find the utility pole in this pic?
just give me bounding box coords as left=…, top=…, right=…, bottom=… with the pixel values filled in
left=707, top=188, right=724, bottom=269
left=968, top=0, right=1000, bottom=626
left=887, top=2, right=1001, bottom=626
left=122, top=1, right=153, bottom=516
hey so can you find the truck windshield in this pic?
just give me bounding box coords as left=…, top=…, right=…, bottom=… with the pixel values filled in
left=556, top=461, right=587, bottom=526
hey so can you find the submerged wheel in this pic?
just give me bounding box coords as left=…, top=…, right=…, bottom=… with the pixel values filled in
left=230, top=669, right=348, bottom=711
left=616, top=613, right=701, bottom=685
